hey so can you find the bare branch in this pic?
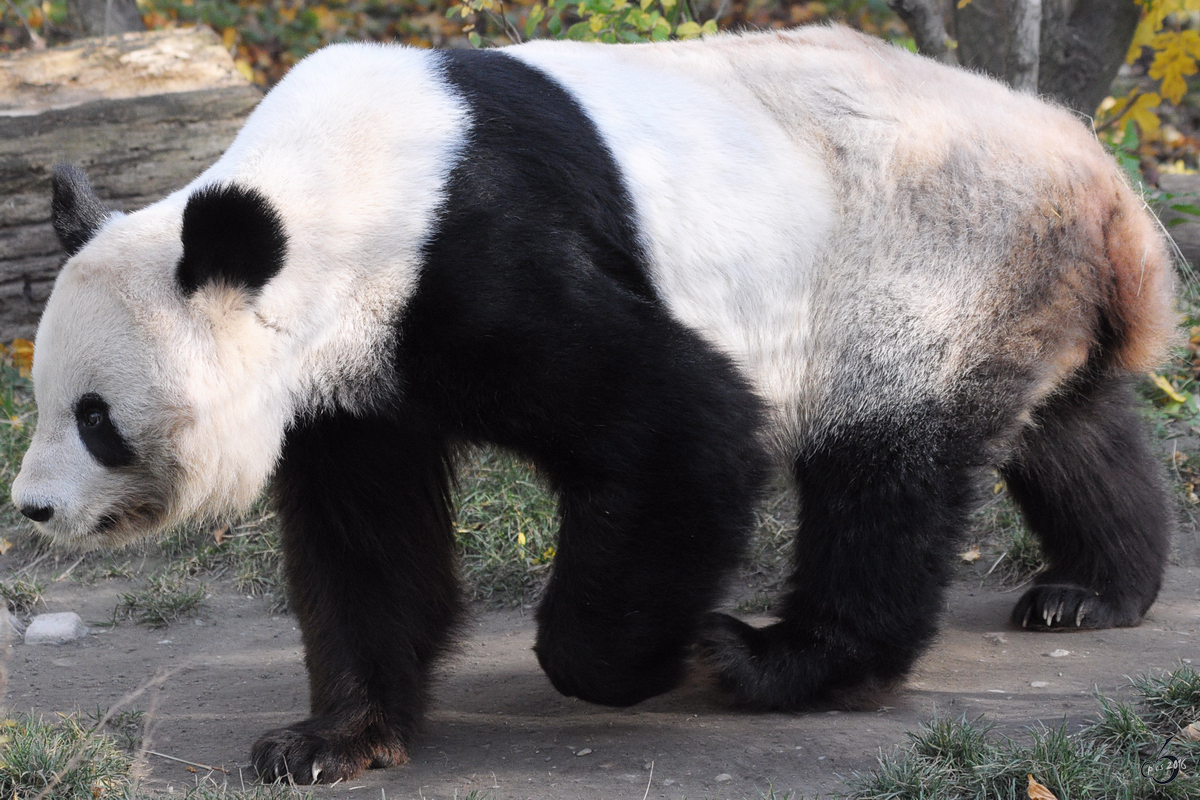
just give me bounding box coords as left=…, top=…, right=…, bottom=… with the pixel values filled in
left=888, top=0, right=958, bottom=65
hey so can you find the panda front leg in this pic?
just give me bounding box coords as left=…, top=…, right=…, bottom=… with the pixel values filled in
left=700, top=415, right=978, bottom=709
left=252, top=410, right=460, bottom=785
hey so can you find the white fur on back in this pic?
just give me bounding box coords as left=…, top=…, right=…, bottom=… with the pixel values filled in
left=508, top=40, right=836, bottom=447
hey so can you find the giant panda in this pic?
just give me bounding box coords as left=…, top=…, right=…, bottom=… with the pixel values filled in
left=10, top=25, right=1177, bottom=784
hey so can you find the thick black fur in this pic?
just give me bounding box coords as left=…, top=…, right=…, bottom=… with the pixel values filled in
left=251, top=50, right=770, bottom=783
left=253, top=410, right=459, bottom=784
left=698, top=367, right=1172, bottom=710
left=701, top=403, right=987, bottom=709
left=1003, top=373, right=1170, bottom=630
left=177, top=184, right=288, bottom=296
left=51, top=164, right=109, bottom=256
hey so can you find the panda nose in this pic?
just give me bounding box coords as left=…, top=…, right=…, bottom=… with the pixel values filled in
left=20, top=505, right=53, bottom=523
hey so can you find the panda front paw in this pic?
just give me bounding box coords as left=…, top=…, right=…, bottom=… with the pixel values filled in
left=696, top=612, right=810, bottom=711
left=251, top=719, right=407, bottom=784
left=1011, top=584, right=1141, bottom=630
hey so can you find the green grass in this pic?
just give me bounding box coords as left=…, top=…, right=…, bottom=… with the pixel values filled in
left=116, top=574, right=205, bottom=627
left=453, top=446, right=559, bottom=604
left=158, top=505, right=286, bottom=610
left=0, top=713, right=132, bottom=799
left=0, top=360, right=35, bottom=530
left=844, top=664, right=1200, bottom=800
left=0, top=575, right=44, bottom=614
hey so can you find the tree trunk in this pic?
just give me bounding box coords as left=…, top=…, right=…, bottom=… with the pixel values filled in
left=898, top=0, right=1140, bottom=114
left=1008, top=0, right=1042, bottom=93
left=956, top=0, right=1139, bottom=113
left=65, top=0, right=145, bottom=36
left=1036, top=0, right=1141, bottom=114
left=887, top=0, right=958, bottom=65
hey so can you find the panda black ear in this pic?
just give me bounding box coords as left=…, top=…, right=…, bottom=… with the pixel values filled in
left=176, top=184, right=288, bottom=297
left=51, top=164, right=110, bottom=257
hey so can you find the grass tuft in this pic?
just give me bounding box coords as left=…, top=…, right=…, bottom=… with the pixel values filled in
left=0, top=713, right=131, bottom=799
left=159, top=504, right=285, bottom=610
left=0, top=575, right=44, bottom=614
left=1130, top=662, right=1200, bottom=730
left=845, top=664, right=1200, bottom=799
left=117, top=574, right=205, bottom=627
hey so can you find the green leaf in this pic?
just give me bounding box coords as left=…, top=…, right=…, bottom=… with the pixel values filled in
left=566, top=19, right=592, bottom=39
left=675, top=20, right=701, bottom=37
left=700, top=19, right=718, bottom=35
left=1171, top=203, right=1200, bottom=216
left=1123, top=120, right=1140, bottom=150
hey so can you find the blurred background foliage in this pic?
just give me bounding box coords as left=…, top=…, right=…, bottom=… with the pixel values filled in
left=1, top=1, right=1200, bottom=181
left=0, top=0, right=903, bottom=83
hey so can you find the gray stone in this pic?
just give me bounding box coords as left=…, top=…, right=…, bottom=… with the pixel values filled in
left=24, top=612, right=89, bottom=645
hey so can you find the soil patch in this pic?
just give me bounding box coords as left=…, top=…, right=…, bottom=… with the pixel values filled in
left=4, top=564, right=1198, bottom=799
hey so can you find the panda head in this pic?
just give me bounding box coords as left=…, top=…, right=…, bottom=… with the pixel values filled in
left=10, top=165, right=291, bottom=549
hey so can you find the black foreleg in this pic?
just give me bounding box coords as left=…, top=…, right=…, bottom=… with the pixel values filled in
left=1003, top=374, right=1170, bottom=630
left=530, top=355, right=770, bottom=708
left=251, top=411, right=460, bottom=785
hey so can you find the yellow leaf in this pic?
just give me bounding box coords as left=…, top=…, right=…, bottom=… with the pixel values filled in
left=0, top=538, right=11, bottom=555
left=675, top=20, right=701, bottom=38
left=234, top=58, right=255, bottom=83
left=1028, top=774, right=1058, bottom=800
left=313, top=5, right=339, bottom=32
left=1148, top=30, right=1200, bottom=104
left=517, top=531, right=526, bottom=547
left=959, top=547, right=981, bottom=563
left=957, top=0, right=972, bottom=6
left=221, top=26, right=237, bottom=50
left=1116, top=92, right=1162, bottom=137
left=1151, top=373, right=1187, bottom=402
left=12, top=339, right=33, bottom=378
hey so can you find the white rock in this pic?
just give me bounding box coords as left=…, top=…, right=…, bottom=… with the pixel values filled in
left=715, top=774, right=733, bottom=782
left=24, top=612, right=89, bottom=645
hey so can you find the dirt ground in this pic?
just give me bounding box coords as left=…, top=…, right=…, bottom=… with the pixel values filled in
left=3, top=553, right=1198, bottom=799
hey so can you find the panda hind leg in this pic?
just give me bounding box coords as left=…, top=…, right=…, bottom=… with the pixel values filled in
left=699, top=413, right=979, bottom=709
left=1003, top=373, right=1170, bottom=631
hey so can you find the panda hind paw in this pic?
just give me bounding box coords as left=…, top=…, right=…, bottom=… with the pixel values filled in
left=1011, top=584, right=1141, bottom=631
left=251, top=720, right=407, bottom=785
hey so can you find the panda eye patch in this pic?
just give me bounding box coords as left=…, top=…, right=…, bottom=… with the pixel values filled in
left=74, top=393, right=134, bottom=468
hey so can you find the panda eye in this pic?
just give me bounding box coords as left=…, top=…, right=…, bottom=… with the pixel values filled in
left=74, top=393, right=135, bottom=468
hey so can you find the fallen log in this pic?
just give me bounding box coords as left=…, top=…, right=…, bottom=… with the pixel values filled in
left=0, top=26, right=260, bottom=340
